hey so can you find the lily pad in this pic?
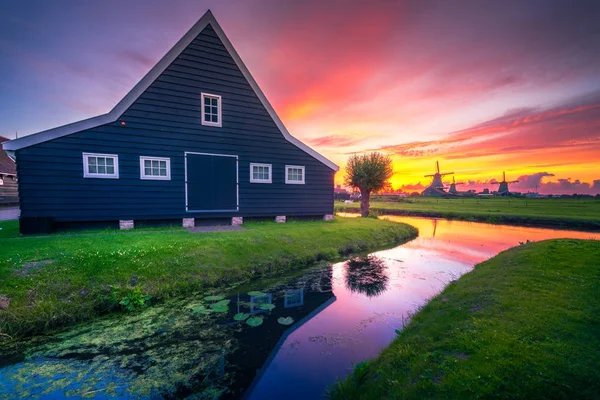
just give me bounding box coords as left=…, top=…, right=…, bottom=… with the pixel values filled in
left=248, top=291, right=268, bottom=297
left=246, top=316, right=263, bottom=327
left=277, top=317, right=294, bottom=326
left=213, top=299, right=230, bottom=307
left=233, top=313, right=250, bottom=321
left=192, top=306, right=213, bottom=314
left=211, top=304, right=229, bottom=313
left=204, top=295, right=225, bottom=301
left=258, top=303, right=276, bottom=311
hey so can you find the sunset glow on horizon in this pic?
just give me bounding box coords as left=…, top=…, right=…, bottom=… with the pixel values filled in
left=1, top=0, right=599, bottom=194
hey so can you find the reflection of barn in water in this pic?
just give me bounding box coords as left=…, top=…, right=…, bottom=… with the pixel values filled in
left=225, top=266, right=335, bottom=399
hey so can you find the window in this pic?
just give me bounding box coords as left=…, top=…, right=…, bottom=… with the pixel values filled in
left=250, top=293, right=272, bottom=315
left=250, top=163, right=272, bottom=183
left=284, top=289, right=304, bottom=308
left=285, top=165, right=305, bottom=184
left=201, top=93, right=222, bottom=127
left=83, top=153, right=119, bottom=178
left=140, top=156, right=171, bottom=180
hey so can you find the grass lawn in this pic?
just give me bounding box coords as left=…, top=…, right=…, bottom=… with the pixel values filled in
left=335, top=197, right=600, bottom=228
left=0, top=217, right=417, bottom=339
left=329, top=239, right=600, bottom=399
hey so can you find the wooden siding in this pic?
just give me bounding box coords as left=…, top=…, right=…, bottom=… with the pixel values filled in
left=16, top=25, right=334, bottom=222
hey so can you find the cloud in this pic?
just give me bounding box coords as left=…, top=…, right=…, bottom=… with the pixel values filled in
left=538, top=178, right=600, bottom=195
left=307, top=134, right=366, bottom=148
left=511, top=172, right=555, bottom=190
left=398, top=182, right=427, bottom=192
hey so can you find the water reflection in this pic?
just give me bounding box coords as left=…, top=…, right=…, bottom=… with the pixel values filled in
left=245, top=216, right=600, bottom=400
left=344, top=256, right=389, bottom=298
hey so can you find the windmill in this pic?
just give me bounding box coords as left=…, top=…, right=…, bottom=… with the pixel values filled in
left=493, top=171, right=518, bottom=196
left=422, top=161, right=454, bottom=196
left=448, top=176, right=465, bottom=195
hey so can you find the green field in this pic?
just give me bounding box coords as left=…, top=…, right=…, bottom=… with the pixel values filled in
left=336, top=197, right=600, bottom=228
left=329, top=239, right=600, bottom=399
left=0, top=218, right=417, bottom=339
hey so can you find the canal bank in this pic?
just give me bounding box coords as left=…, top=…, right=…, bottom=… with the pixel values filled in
left=0, top=218, right=418, bottom=339
left=336, top=197, right=600, bottom=231
left=1, top=217, right=598, bottom=399
left=329, top=237, right=600, bottom=400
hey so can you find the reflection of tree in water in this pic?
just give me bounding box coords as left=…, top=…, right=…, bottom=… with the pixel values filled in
left=345, top=255, right=389, bottom=298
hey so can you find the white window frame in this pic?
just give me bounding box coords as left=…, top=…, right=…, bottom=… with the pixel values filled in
left=140, top=156, right=171, bottom=180
left=201, top=93, right=222, bottom=127
left=83, top=153, right=119, bottom=179
left=285, top=165, right=305, bottom=184
left=250, top=163, right=272, bottom=183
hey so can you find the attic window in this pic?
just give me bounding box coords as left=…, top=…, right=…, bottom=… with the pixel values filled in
left=83, top=153, right=119, bottom=179
left=201, top=93, right=222, bottom=127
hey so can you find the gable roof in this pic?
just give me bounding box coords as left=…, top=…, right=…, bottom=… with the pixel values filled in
left=0, top=136, right=17, bottom=175
left=2, top=11, right=338, bottom=171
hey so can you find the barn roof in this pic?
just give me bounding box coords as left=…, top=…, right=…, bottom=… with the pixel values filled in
left=2, top=10, right=338, bottom=171
left=0, top=136, right=16, bottom=175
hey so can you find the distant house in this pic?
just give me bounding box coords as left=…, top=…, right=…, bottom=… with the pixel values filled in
left=2, top=11, right=338, bottom=234
left=334, top=185, right=350, bottom=201
left=0, top=136, right=18, bottom=206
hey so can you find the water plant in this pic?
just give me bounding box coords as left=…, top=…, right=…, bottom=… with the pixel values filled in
left=233, top=313, right=250, bottom=321
left=204, top=295, right=225, bottom=301
left=192, top=305, right=212, bottom=315
left=277, top=317, right=294, bottom=326
left=248, top=291, right=268, bottom=297
left=246, top=316, right=263, bottom=327
left=192, top=299, right=230, bottom=314
left=109, top=285, right=152, bottom=312
left=258, top=303, right=275, bottom=311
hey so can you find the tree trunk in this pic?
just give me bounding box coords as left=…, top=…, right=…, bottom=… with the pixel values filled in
left=360, top=190, right=371, bottom=217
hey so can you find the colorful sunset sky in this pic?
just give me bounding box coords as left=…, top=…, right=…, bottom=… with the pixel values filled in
left=1, top=0, right=599, bottom=194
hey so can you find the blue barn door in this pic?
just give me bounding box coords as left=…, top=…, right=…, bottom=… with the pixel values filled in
left=185, top=152, right=238, bottom=212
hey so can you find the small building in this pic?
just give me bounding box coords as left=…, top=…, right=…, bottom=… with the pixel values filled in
left=2, top=11, right=338, bottom=234
left=0, top=136, right=18, bottom=206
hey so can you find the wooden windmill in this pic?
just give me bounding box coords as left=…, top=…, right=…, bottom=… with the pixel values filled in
left=493, top=171, right=518, bottom=195
left=422, top=161, right=454, bottom=196
left=448, top=176, right=465, bottom=195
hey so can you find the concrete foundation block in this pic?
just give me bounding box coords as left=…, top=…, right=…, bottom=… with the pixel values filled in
left=182, top=218, right=195, bottom=228
left=232, top=217, right=244, bottom=226
left=119, top=220, right=134, bottom=230
left=275, top=216, right=286, bottom=223
left=324, top=214, right=334, bottom=221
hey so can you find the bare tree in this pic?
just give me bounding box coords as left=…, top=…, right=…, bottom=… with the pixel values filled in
left=344, top=152, right=394, bottom=217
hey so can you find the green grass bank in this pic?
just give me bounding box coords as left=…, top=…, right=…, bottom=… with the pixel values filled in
left=335, top=197, right=600, bottom=230
left=329, top=239, right=600, bottom=399
left=0, top=217, right=417, bottom=339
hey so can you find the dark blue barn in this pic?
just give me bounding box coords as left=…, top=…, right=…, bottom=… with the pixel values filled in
left=3, top=11, right=338, bottom=234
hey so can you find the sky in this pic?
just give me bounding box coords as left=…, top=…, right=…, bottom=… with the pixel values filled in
left=1, top=0, right=599, bottom=194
